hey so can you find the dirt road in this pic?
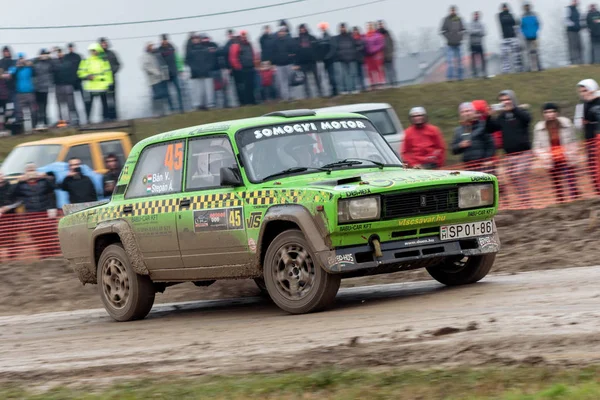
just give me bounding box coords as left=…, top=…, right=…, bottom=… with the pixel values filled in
left=2, top=266, right=600, bottom=385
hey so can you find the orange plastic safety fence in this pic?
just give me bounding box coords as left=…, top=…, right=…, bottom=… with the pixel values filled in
left=446, top=138, right=600, bottom=210
left=1, top=138, right=599, bottom=262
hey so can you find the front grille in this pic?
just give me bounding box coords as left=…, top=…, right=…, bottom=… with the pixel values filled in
left=382, top=187, right=459, bottom=220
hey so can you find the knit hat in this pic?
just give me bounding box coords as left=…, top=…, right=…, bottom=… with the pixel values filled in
left=459, top=102, right=474, bottom=112
left=409, top=107, right=426, bottom=116
left=578, top=79, right=599, bottom=92
left=318, top=22, right=329, bottom=30
left=542, top=102, right=560, bottom=112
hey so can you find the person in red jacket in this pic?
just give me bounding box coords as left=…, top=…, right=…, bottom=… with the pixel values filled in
left=229, top=30, right=256, bottom=105
left=401, top=107, right=446, bottom=168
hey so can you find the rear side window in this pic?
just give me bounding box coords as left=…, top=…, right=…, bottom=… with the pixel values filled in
left=66, top=144, right=93, bottom=168
left=99, top=140, right=126, bottom=166
left=360, top=110, right=396, bottom=135
left=125, top=141, right=184, bottom=199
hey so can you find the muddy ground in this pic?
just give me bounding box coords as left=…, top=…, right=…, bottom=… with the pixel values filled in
left=1, top=199, right=598, bottom=316
left=2, top=267, right=600, bottom=385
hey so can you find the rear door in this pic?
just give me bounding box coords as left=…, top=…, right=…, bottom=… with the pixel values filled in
left=123, top=140, right=185, bottom=270
left=176, top=135, right=250, bottom=268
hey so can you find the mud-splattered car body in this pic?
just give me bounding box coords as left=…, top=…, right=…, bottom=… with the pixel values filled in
left=58, top=109, right=500, bottom=320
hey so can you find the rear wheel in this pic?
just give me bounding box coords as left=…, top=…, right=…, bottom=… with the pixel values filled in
left=426, top=254, right=496, bottom=286
left=263, top=230, right=341, bottom=314
left=97, top=244, right=155, bottom=322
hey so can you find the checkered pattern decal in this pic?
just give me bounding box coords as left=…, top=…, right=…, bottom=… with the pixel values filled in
left=73, top=190, right=333, bottom=224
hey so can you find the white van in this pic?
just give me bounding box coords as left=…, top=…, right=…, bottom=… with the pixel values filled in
left=315, top=103, right=404, bottom=154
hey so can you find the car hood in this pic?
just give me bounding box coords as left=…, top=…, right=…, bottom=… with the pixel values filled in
left=264, top=167, right=494, bottom=196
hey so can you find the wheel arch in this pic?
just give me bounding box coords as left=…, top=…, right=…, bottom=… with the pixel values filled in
left=257, top=205, right=331, bottom=269
left=91, top=219, right=150, bottom=281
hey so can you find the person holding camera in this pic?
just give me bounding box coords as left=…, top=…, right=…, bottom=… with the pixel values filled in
left=485, top=90, right=532, bottom=206
left=60, top=158, right=98, bottom=204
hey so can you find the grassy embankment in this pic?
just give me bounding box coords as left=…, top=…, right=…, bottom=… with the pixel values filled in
left=3, top=366, right=600, bottom=399
left=0, top=65, right=598, bottom=164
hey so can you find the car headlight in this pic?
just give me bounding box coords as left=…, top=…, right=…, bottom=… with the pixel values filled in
left=459, top=184, right=494, bottom=209
left=338, top=196, right=380, bottom=224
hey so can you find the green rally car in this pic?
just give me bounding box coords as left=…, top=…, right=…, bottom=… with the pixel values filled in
left=58, top=109, right=501, bottom=322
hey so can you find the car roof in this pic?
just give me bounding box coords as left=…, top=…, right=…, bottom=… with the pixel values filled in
left=136, top=112, right=367, bottom=148
left=314, top=103, right=393, bottom=113
left=15, top=131, right=129, bottom=147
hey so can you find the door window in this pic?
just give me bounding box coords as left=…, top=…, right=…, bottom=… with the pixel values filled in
left=186, top=136, right=238, bottom=191
left=125, top=141, right=184, bottom=199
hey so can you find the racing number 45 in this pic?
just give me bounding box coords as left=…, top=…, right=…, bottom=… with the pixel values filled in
left=164, top=143, right=183, bottom=171
left=228, top=208, right=242, bottom=229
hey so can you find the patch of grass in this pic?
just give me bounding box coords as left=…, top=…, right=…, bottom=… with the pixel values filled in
left=2, top=366, right=600, bottom=399
left=1, top=66, right=599, bottom=163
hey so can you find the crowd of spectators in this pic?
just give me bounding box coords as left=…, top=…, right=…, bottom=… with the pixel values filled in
left=0, top=38, right=120, bottom=135
left=401, top=78, right=600, bottom=206
left=441, top=1, right=600, bottom=80
left=142, top=19, right=397, bottom=116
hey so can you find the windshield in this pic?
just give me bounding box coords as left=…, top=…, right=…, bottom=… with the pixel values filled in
left=359, top=110, right=398, bottom=136
left=236, top=119, right=402, bottom=182
left=1, top=145, right=62, bottom=176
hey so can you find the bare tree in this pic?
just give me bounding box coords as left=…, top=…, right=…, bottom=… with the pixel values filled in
left=396, top=27, right=441, bottom=56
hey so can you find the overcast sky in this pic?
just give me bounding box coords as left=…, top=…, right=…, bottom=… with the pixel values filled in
left=0, top=0, right=588, bottom=119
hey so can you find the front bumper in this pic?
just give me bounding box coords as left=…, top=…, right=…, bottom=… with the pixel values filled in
left=318, top=230, right=500, bottom=274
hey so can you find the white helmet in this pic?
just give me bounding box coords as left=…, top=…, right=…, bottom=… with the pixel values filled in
left=409, top=107, right=427, bottom=117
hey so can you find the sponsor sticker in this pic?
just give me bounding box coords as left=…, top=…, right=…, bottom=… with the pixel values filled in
left=248, top=238, right=257, bottom=253
left=327, top=253, right=355, bottom=267
left=193, top=207, right=244, bottom=232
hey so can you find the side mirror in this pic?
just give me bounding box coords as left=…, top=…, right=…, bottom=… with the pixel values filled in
left=220, top=167, right=243, bottom=187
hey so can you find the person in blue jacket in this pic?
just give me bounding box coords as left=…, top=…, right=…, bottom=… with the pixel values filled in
left=521, top=2, right=543, bottom=71
left=8, top=53, right=38, bottom=129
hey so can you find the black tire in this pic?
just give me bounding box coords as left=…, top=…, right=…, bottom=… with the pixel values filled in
left=253, top=277, right=270, bottom=298
left=97, top=244, right=155, bottom=322
left=263, top=230, right=341, bottom=314
left=426, top=254, right=496, bottom=287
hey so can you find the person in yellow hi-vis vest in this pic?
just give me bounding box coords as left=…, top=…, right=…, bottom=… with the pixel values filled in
left=77, top=43, right=113, bottom=123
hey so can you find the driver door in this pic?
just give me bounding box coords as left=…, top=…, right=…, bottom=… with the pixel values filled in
left=176, top=136, right=250, bottom=268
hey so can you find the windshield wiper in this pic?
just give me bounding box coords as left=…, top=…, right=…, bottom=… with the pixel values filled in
left=261, top=167, right=329, bottom=182
left=322, top=158, right=388, bottom=170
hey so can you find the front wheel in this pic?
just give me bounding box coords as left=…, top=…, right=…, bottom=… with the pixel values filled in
left=97, top=244, right=155, bottom=322
left=426, top=254, right=496, bottom=286
left=263, top=230, right=341, bottom=314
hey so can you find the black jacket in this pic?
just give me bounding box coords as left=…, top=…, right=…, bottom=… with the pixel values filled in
left=334, top=33, right=358, bottom=63
left=260, top=33, right=276, bottom=62
left=52, top=57, right=76, bottom=86
left=567, top=5, right=582, bottom=32
left=499, top=10, right=517, bottom=39
left=61, top=175, right=98, bottom=204
left=0, top=182, right=15, bottom=213
left=318, top=32, right=336, bottom=63
left=103, top=170, right=120, bottom=197
left=588, top=10, right=600, bottom=39
left=103, top=49, right=121, bottom=75
left=485, top=108, right=532, bottom=154
left=295, top=33, right=318, bottom=64
left=452, top=121, right=496, bottom=162
left=583, top=97, right=600, bottom=140
left=271, top=35, right=296, bottom=66
left=13, top=178, right=56, bottom=212
left=186, top=42, right=217, bottom=78
left=157, top=43, right=179, bottom=78
left=63, top=52, right=82, bottom=88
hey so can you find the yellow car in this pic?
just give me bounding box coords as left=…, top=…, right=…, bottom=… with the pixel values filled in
left=1, top=131, right=132, bottom=179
